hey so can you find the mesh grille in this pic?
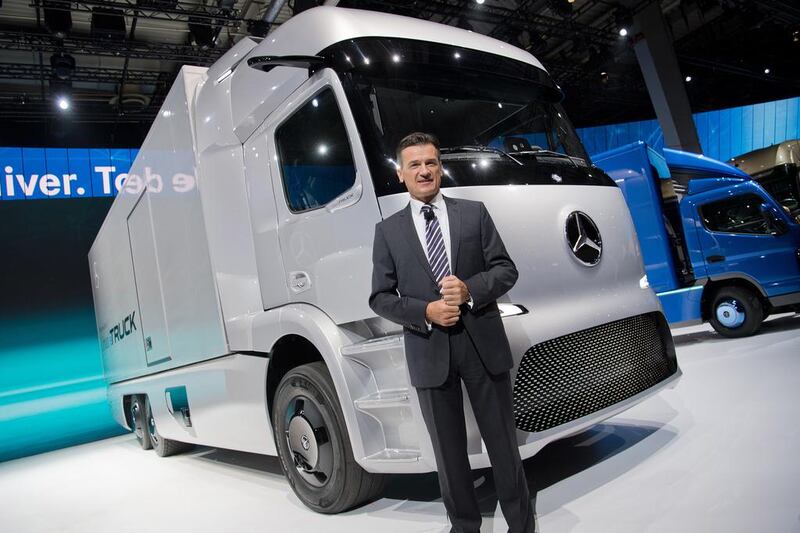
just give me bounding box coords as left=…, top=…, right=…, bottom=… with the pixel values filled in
left=513, top=313, right=674, bottom=433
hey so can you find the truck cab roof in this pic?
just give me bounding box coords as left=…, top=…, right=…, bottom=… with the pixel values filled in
left=663, top=147, right=749, bottom=180
left=728, top=139, right=800, bottom=177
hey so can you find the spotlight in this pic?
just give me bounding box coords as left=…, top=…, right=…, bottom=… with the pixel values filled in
left=392, top=53, right=400, bottom=63
left=764, top=68, right=770, bottom=74
left=44, top=1, right=72, bottom=38
left=794, top=30, right=799, bottom=42
left=56, top=96, right=71, bottom=111
left=188, top=17, right=214, bottom=48
left=600, top=71, right=609, bottom=83
left=50, top=52, right=75, bottom=80
left=685, top=75, right=692, bottom=82
left=248, top=20, right=269, bottom=38
left=615, top=5, right=633, bottom=37
left=518, top=29, right=547, bottom=55
left=475, top=0, right=485, bottom=4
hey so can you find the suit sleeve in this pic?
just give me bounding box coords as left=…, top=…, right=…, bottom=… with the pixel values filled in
left=369, top=223, right=429, bottom=333
left=463, top=202, right=518, bottom=311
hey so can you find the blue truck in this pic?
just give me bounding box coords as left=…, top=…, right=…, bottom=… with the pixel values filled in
left=594, top=141, right=800, bottom=337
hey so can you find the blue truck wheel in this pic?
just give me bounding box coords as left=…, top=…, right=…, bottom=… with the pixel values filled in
left=709, top=286, right=764, bottom=338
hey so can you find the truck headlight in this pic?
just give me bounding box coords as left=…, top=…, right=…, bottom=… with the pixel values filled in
left=499, top=303, right=528, bottom=318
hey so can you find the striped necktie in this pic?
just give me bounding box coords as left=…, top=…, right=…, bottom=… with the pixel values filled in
left=421, top=204, right=451, bottom=283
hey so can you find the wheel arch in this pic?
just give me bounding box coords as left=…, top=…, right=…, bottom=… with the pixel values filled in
left=251, top=304, right=370, bottom=466
left=701, top=275, right=770, bottom=320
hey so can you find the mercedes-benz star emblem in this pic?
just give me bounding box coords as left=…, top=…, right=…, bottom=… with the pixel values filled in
left=565, top=211, right=602, bottom=266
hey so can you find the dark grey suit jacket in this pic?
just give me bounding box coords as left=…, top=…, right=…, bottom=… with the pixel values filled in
left=369, top=196, right=518, bottom=388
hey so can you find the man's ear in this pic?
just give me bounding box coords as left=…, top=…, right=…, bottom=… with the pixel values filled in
left=396, top=168, right=403, bottom=183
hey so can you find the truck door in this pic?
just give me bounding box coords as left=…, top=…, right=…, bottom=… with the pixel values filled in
left=260, top=70, right=382, bottom=323
left=693, top=191, right=800, bottom=297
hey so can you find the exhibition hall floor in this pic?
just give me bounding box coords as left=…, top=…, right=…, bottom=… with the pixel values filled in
left=1, top=314, right=798, bottom=533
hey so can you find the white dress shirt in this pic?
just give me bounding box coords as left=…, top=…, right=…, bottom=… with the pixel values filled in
left=408, top=193, right=472, bottom=330
left=409, top=192, right=452, bottom=274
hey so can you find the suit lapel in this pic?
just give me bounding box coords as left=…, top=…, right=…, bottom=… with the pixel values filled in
left=445, top=196, right=461, bottom=275
left=399, top=203, right=437, bottom=284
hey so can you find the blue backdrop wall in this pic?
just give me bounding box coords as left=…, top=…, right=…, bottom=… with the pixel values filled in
left=578, top=96, right=800, bottom=160
left=1, top=95, right=799, bottom=463
left=0, top=150, right=136, bottom=462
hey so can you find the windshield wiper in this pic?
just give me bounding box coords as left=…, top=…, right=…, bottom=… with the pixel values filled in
left=440, top=145, right=523, bottom=166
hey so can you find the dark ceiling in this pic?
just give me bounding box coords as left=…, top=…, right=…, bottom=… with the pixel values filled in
left=0, top=0, right=797, bottom=146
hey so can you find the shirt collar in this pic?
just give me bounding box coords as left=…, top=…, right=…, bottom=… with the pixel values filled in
left=409, top=192, right=445, bottom=214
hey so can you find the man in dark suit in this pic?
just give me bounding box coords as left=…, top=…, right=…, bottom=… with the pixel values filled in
left=369, top=132, right=534, bottom=533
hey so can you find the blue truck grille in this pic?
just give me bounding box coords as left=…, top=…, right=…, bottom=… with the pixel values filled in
left=512, top=313, right=676, bottom=433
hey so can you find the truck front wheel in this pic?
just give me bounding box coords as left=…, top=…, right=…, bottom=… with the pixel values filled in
left=273, top=362, right=386, bottom=514
left=709, top=286, right=764, bottom=338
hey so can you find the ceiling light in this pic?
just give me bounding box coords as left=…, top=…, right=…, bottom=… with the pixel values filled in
left=764, top=68, right=770, bottom=74
left=475, top=0, right=485, bottom=4
left=56, top=96, right=70, bottom=111
left=614, top=6, right=633, bottom=38
left=392, top=54, right=400, bottom=63
left=685, top=75, right=692, bottom=82
left=50, top=52, right=75, bottom=80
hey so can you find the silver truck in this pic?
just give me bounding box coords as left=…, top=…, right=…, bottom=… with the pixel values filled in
left=89, top=6, right=681, bottom=513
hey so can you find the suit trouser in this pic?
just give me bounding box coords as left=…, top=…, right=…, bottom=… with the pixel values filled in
left=416, top=324, right=534, bottom=533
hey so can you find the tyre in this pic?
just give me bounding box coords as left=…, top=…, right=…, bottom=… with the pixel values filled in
left=709, top=286, right=764, bottom=338
left=273, top=362, right=386, bottom=514
left=145, top=397, right=193, bottom=458
left=129, top=395, right=152, bottom=450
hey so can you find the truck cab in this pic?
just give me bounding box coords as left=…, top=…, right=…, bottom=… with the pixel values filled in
left=595, top=141, right=800, bottom=337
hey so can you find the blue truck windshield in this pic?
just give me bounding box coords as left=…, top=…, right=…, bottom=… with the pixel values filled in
left=321, top=38, right=610, bottom=197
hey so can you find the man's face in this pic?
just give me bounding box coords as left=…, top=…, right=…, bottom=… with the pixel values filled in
left=397, top=143, right=442, bottom=203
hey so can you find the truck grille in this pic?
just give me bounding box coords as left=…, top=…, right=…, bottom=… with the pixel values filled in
left=513, top=313, right=675, bottom=433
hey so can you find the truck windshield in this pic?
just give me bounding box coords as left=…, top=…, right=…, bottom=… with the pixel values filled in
left=322, top=38, right=612, bottom=197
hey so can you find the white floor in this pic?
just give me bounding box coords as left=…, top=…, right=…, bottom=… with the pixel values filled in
left=1, top=314, right=799, bottom=533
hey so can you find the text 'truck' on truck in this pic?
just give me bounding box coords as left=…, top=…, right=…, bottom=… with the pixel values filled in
left=89, top=7, right=681, bottom=514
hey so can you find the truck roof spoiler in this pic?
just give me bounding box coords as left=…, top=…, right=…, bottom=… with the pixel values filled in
left=663, top=147, right=750, bottom=180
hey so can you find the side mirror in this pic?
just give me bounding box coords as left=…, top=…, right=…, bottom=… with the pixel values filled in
left=760, top=203, right=789, bottom=236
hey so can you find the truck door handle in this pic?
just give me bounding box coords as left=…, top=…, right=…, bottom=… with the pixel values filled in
left=706, top=255, right=725, bottom=263
left=289, top=271, right=311, bottom=293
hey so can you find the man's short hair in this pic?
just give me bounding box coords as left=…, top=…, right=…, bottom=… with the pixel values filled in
left=396, top=132, right=440, bottom=165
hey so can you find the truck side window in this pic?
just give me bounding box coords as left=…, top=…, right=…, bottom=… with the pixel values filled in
left=275, top=88, right=357, bottom=213
left=700, top=193, right=771, bottom=235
